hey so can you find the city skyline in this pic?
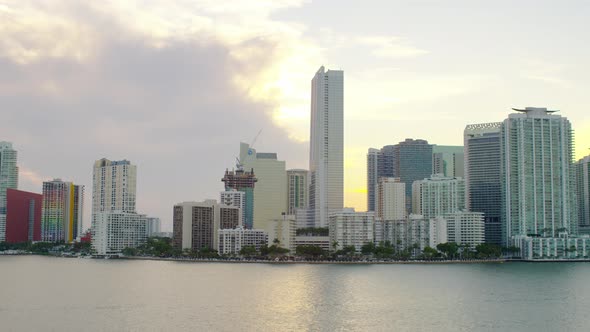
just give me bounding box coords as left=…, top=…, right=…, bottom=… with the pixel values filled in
left=2, top=1, right=590, bottom=231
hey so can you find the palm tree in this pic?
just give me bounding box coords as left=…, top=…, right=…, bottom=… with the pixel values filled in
left=331, top=241, right=339, bottom=252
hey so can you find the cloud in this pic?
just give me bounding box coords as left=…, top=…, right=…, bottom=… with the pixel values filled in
left=355, top=35, right=428, bottom=58
left=0, top=1, right=310, bottom=230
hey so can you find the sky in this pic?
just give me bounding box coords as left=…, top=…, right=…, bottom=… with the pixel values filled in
left=1, top=0, right=589, bottom=231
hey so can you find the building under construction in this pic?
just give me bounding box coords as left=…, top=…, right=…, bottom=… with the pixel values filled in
left=222, top=169, right=257, bottom=229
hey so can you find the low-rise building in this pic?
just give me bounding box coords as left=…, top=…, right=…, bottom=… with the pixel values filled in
left=218, top=226, right=268, bottom=255
left=270, top=214, right=296, bottom=252
left=329, top=209, right=374, bottom=252
left=294, top=235, right=331, bottom=252
left=514, top=234, right=590, bottom=260
left=92, top=212, right=148, bottom=256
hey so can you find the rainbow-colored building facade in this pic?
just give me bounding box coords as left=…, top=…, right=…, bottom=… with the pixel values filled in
left=41, top=179, right=84, bottom=243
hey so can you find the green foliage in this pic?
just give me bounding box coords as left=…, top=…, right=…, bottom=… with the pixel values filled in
left=122, top=247, right=138, bottom=256
left=421, top=246, right=439, bottom=259
left=475, top=243, right=502, bottom=258
left=296, top=227, right=329, bottom=236
left=437, top=242, right=459, bottom=259
left=295, top=245, right=325, bottom=257
left=260, top=244, right=290, bottom=256
left=361, top=242, right=376, bottom=255
left=239, top=245, right=257, bottom=256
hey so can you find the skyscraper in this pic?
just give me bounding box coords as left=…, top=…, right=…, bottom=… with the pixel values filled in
left=287, top=169, right=308, bottom=215
left=222, top=167, right=257, bottom=229
left=5, top=189, right=42, bottom=243
left=464, top=122, right=503, bottom=245
left=367, top=148, right=380, bottom=212
left=220, top=190, right=246, bottom=227
left=41, top=179, right=84, bottom=242
left=92, top=159, right=137, bottom=222
left=501, top=107, right=577, bottom=244
left=309, top=66, right=344, bottom=227
left=91, top=158, right=143, bottom=255
left=239, top=142, right=286, bottom=234
left=576, top=155, right=590, bottom=234
left=0, top=142, right=18, bottom=242
left=396, top=139, right=433, bottom=212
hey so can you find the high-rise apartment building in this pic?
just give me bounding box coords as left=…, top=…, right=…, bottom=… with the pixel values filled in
left=576, top=155, right=590, bottom=233
left=397, top=139, right=433, bottom=212
left=93, top=212, right=147, bottom=255
left=376, top=177, right=406, bottom=220
left=412, top=174, right=465, bottom=220
left=222, top=168, right=256, bottom=228
left=172, top=200, right=240, bottom=251
left=5, top=189, right=42, bottom=243
left=239, top=142, right=286, bottom=234
left=41, top=179, right=84, bottom=243
left=432, top=145, right=464, bottom=178
left=367, top=148, right=381, bottom=212
left=220, top=190, right=245, bottom=227
left=501, top=107, right=577, bottom=244
left=0, top=142, right=18, bottom=242
left=287, top=169, right=308, bottom=215
left=309, top=66, right=344, bottom=227
left=92, top=159, right=137, bottom=223
left=146, top=217, right=161, bottom=236
left=464, top=122, right=503, bottom=245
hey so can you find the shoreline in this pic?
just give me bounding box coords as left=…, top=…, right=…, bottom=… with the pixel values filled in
left=122, top=256, right=508, bottom=264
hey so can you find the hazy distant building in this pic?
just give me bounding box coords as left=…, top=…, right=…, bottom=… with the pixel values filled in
left=239, top=142, right=286, bottom=235
left=92, top=212, right=147, bottom=256
left=172, top=200, right=240, bottom=251
left=287, top=169, right=308, bottom=215
left=329, top=209, right=374, bottom=252
left=41, top=179, right=84, bottom=243
left=222, top=168, right=256, bottom=228
left=432, top=145, right=464, bottom=178
left=464, top=122, right=503, bottom=245
left=0, top=141, right=18, bottom=242
left=309, top=66, right=344, bottom=227
left=412, top=174, right=465, bottom=220
left=501, top=107, right=577, bottom=244
left=376, top=177, right=406, bottom=220
left=146, top=217, right=161, bottom=237
left=5, top=189, right=42, bottom=243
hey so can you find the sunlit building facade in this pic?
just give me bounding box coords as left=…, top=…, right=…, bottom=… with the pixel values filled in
left=309, top=66, right=344, bottom=227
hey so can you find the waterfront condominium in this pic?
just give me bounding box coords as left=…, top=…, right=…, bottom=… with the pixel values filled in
left=0, top=141, right=18, bottom=242
left=287, top=169, right=308, bottom=216
left=93, top=212, right=147, bottom=256
left=5, top=189, right=42, bottom=243
left=464, top=122, right=503, bottom=245
left=412, top=174, right=465, bottom=221
left=501, top=107, right=577, bottom=244
left=172, top=200, right=241, bottom=251
left=92, top=159, right=137, bottom=222
left=576, top=155, right=590, bottom=234
left=309, top=66, right=344, bottom=227
left=41, top=179, right=84, bottom=242
left=239, top=142, right=287, bottom=235
left=220, top=190, right=246, bottom=227
left=329, top=209, right=374, bottom=252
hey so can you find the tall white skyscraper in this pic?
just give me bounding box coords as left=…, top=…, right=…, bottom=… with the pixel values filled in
left=501, top=107, right=577, bottom=244
left=92, top=158, right=137, bottom=224
left=309, top=66, right=344, bottom=227
left=0, top=142, right=18, bottom=242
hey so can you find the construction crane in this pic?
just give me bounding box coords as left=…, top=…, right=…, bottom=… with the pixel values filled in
left=235, top=129, right=263, bottom=171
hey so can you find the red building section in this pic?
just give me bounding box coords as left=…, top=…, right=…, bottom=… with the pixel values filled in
left=6, top=189, right=42, bottom=243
